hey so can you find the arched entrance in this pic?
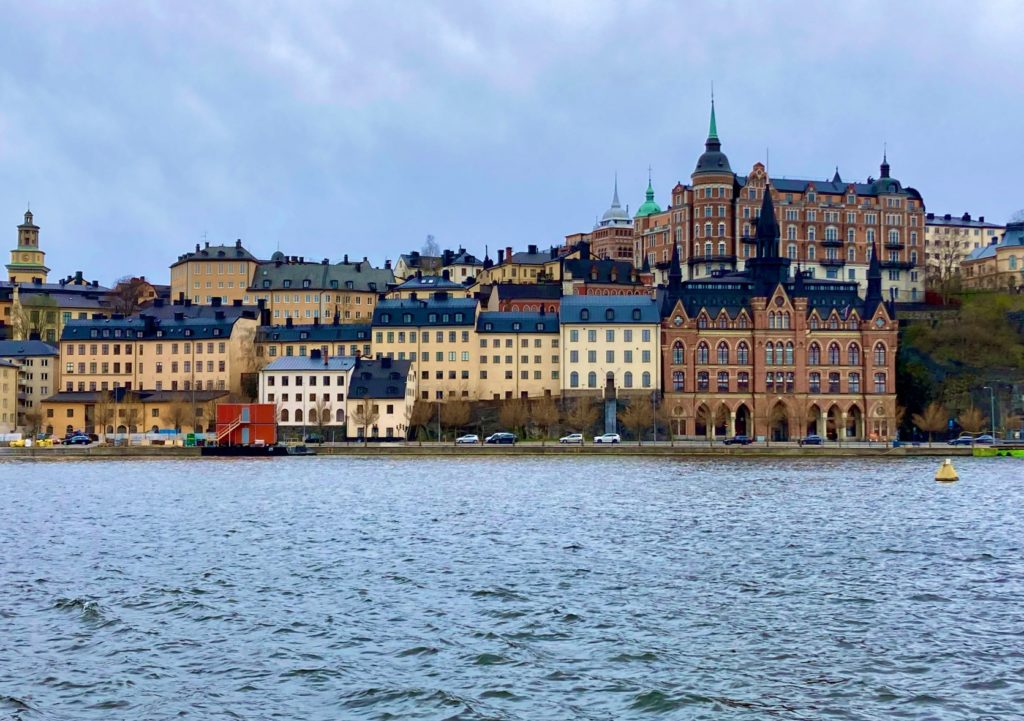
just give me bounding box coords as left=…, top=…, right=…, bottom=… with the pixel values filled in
left=695, top=403, right=710, bottom=438
left=714, top=403, right=730, bottom=438
left=826, top=405, right=841, bottom=441
left=806, top=404, right=822, bottom=437
left=770, top=402, right=789, bottom=442
left=734, top=403, right=751, bottom=436
left=846, top=405, right=863, bottom=440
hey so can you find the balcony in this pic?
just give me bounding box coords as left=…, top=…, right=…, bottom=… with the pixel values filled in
left=885, top=240, right=905, bottom=250
left=880, top=259, right=914, bottom=270
left=687, top=254, right=738, bottom=266
left=819, top=258, right=846, bottom=267
left=820, top=238, right=844, bottom=248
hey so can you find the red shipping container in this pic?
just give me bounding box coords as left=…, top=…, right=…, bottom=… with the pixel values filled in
left=214, top=403, right=277, bottom=446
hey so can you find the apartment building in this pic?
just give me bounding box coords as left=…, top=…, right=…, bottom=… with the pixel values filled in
left=256, top=320, right=372, bottom=361
left=170, top=239, right=262, bottom=305
left=0, top=339, right=59, bottom=431
left=347, top=356, right=416, bottom=440
left=475, top=311, right=560, bottom=400
left=258, top=352, right=355, bottom=433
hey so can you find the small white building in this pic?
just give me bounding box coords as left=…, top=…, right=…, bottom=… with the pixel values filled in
left=258, top=351, right=355, bottom=434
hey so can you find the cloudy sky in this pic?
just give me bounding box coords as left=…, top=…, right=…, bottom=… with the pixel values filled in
left=1, top=1, right=1021, bottom=284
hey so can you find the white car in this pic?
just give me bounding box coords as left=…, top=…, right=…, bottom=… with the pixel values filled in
left=559, top=433, right=583, bottom=444
left=593, top=433, right=621, bottom=444
left=455, top=434, right=479, bottom=444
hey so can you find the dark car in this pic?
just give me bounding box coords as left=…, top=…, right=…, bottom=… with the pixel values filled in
left=66, top=434, right=92, bottom=445
left=798, top=434, right=824, bottom=447
left=303, top=434, right=325, bottom=444
left=723, top=435, right=753, bottom=446
left=485, top=432, right=516, bottom=444
left=947, top=434, right=977, bottom=446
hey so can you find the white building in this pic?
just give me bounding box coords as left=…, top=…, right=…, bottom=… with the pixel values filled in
left=258, top=352, right=355, bottom=436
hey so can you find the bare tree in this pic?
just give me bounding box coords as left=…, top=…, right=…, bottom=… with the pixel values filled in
left=957, top=406, right=987, bottom=434
left=619, top=401, right=654, bottom=445
left=440, top=399, right=472, bottom=440
left=93, top=391, right=115, bottom=442
left=162, top=401, right=190, bottom=434
left=407, top=401, right=433, bottom=443
left=497, top=398, right=530, bottom=437
left=696, top=404, right=728, bottom=445
left=565, top=397, right=600, bottom=438
left=110, top=276, right=151, bottom=315
left=531, top=396, right=561, bottom=445
left=313, top=397, right=332, bottom=443
left=912, top=402, right=947, bottom=446
left=23, top=409, right=43, bottom=437
left=352, top=398, right=380, bottom=446
left=422, top=234, right=440, bottom=258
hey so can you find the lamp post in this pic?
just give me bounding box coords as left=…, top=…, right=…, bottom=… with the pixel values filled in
left=982, top=385, right=996, bottom=438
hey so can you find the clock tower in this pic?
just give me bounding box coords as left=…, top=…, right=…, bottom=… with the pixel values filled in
left=7, top=209, right=50, bottom=283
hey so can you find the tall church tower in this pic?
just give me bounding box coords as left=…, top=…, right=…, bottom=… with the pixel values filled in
left=7, top=209, right=50, bottom=283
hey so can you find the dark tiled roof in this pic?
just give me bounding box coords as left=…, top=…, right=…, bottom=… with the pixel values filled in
left=563, top=259, right=643, bottom=285
left=372, top=297, right=478, bottom=327
left=393, top=275, right=465, bottom=292
left=490, top=283, right=562, bottom=300
left=476, top=311, right=559, bottom=333
left=257, top=323, right=372, bottom=343
left=60, top=306, right=257, bottom=342
left=252, top=260, right=393, bottom=293
left=349, top=358, right=412, bottom=399
left=172, top=242, right=259, bottom=266
left=739, top=175, right=923, bottom=201
left=264, top=356, right=356, bottom=372
left=926, top=214, right=1003, bottom=229
left=43, top=389, right=228, bottom=404
left=559, top=295, right=660, bottom=324
left=0, top=340, right=59, bottom=357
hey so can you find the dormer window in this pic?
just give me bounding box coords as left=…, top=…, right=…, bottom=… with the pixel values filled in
left=484, top=322, right=493, bottom=331
left=512, top=322, right=521, bottom=331
left=262, top=280, right=271, bottom=288
left=330, top=280, right=338, bottom=289
left=283, top=280, right=292, bottom=288
left=302, top=279, right=311, bottom=288
left=402, top=313, right=412, bottom=323
left=428, top=313, right=438, bottom=323
left=381, top=313, right=390, bottom=324
left=345, top=281, right=354, bottom=289
left=184, top=329, right=192, bottom=336
left=300, top=332, right=309, bottom=340
left=605, top=309, right=615, bottom=321
left=580, top=309, right=589, bottom=321
left=535, top=323, right=543, bottom=331
left=213, top=329, right=221, bottom=336
left=455, top=313, right=464, bottom=322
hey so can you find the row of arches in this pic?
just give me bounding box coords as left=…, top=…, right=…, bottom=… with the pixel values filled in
left=673, top=340, right=887, bottom=367
left=279, top=408, right=346, bottom=424
left=667, top=402, right=868, bottom=441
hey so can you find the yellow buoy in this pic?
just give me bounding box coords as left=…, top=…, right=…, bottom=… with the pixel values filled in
left=935, top=459, right=959, bottom=483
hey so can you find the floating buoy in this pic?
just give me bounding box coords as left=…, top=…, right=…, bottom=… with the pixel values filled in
left=935, top=459, right=959, bottom=483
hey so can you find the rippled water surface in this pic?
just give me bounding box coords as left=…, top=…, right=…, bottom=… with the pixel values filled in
left=1, top=456, right=1023, bottom=720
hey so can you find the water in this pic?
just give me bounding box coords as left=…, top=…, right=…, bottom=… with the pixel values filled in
left=1, top=456, right=1022, bottom=720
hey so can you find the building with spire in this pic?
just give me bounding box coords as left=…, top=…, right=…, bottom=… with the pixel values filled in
left=657, top=184, right=899, bottom=443
left=633, top=100, right=926, bottom=302
left=586, top=176, right=636, bottom=262
left=7, top=210, right=50, bottom=284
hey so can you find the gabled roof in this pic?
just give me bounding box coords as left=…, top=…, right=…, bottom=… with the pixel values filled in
left=252, top=259, right=393, bottom=293
left=372, top=297, right=478, bottom=327
left=0, top=340, right=60, bottom=357
left=172, top=242, right=259, bottom=267
left=559, top=295, right=660, bottom=324
left=257, top=323, right=372, bottom=343
left=476, top=311, right=558, bottom=333
left=349, top=358, right=412, bottom=399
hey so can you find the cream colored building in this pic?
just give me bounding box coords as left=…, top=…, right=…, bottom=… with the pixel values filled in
left=475, top=311, right=560, bottom=400
left=0, top=359, right=17, bottom=432
left=42, top=389, right=228, bottom=437
left=258, top=352, right=355, bottom=433
left=346, top=357, right=416, bottom=440
left=371, top=295, right=478, bottom=401
left=58, top=302, right=259, bottom=397
left=170, top=240, right=262, bottom=306
left=0, top=339, right=60, bottom=431
left=962, top=222, right=1024, bottom=292
left=559, top=295, right=661, bottom=397
left=473, top=244, right=578, bottom=286
left=256, top=321, right=373, bottom=362
left=924, top=212, right=1004, bottom=284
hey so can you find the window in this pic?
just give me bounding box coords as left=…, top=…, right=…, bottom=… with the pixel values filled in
left=672, top=370, right=684, bottom=391
left=737, top=342, right=749, bottom=365
left=809, top=372, right=821, bottom=393
left=848, top=343, right=861, bottom=365
left=570, top=371, right=579, bottom=388
left=848, top=372, right=861, bottom=393
left=737, top=371, right=749, bottom=392
left=697, top=342, right=709, bottom=364
left=765, top=341, right=774, bottom=365
left=874, top=372, right=887, bottom=393
left=717, top=342, right=729, bottom=365
left=784, top=342, right=794, bottom=365
left=717, top=371, right=729, bottom=392
left=623, top=371, right=633, bottom=388
left=874, top=343, right=887, bottom=366
left=828, top=372, right=841, bottom=393
left=808, top=343, right=821, bottom=366
left=697, top=371, right=709, bottom=391
left=587, top=371, right=597, bottom=388
left=642, top=372, right=651, bottom=388
left=828, top=343, right=840, bottom=365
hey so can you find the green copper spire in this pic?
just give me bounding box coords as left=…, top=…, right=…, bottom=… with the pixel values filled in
left=708, top=97, right=718, bottom=140
left=635, top=166, right=662, bottom=218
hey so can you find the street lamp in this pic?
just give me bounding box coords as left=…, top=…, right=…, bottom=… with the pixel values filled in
left=982, top=385, right=996, bottom=437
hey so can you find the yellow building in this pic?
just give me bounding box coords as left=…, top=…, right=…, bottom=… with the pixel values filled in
left=0, top=359, right=17, bottom=433
left=475, top=311, right=560, bottom=400
left=58, top=302, right=259, bottom=397
left=371, top=295, right=478, bottom=401
left=170, top=239, right=262, bottom=305
left=559, top=295, right=661, bottom=397
left=42, top=389, right=228, bottom=437
left=924, top=212, right=1004, bottom=285
left=961, top=222, right=1024, bottom=292
left=0, top=339, right=60, bottom=431
left=474, top=244, right=578, bottom=286
left=6, top=210, right=49, bottom=283
left=248, top=254, right=393, bottom=325
left=346, top=357, right=417, bottom=440
left=256, top=320, right=372, bottom=362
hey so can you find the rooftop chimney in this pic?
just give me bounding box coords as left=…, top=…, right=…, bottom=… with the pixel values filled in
left=233, top=299, right=242, bottom=306
left=497, top=249, right=505, bottom=264
left=235, top=239, right=242, bottom=248
left=506, top=246, right=512, bottom=261
left=211, top=297, right=222, bottom=307
left=286, top=317, right=293, bottom=328
left=442, top=269, right=450, bottom=281
left=174, top=312, right=185, bottom=321
left=311, top=349, right=322, bottom=360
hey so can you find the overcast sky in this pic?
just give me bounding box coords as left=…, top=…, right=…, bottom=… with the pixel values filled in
left=2, top=1, right=1021, bottom=284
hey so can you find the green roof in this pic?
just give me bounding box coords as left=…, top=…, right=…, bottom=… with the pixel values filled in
left=634, top=179, right=662, bottom=218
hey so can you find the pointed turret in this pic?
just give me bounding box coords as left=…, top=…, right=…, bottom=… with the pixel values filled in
left=635, top=168, right=662, bottom=218
left=693, top=98, right=731, bottom=177
left=880, top=150, right=890, bottom=179
left=668, top=240, right=682, bottom=291
left=755, top=185, right=780, bottom=259
left=596, top=174, right=631, bottom=228
left=832, top=167, right=842, bottom=184
left=865, top=240, right=883, bottom=308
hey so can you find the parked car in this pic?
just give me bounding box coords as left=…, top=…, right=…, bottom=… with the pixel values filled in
left=593, top=433, right=621, bottom=444
left=974, top=434, right=996, bottom=444
left=303, top=433, right=324, bottom=444
left=485, top=432, right=516, bottom=444
left=798, top=434, right=824, bottom=447
left=559, top=433, right=584, bottom=444
left=948, top=434, right=976, bottom=446
left=66, top=434, right=92, bottom=445
left=455, top=434, right=479, bottom=444
left=723, top=435, right=753, bottom=446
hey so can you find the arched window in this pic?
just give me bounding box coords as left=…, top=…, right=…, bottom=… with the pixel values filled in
left=704, top=241, right=712, bottom=256
left=788, top=244, right=797, bottom=259
left=808, top=226, right=816, bottom=242
left=694, top=224, right=700, bottom=239
left=672, top=341, right=684, bottom=365
left=672, top=370, right=685, bottom=391
left=705, top=222, right=712, bottom=238
left=874, top=342, right=887, bottom=366
left=737, top=315, right=749, bottom=329
left=825, top=226, right=838, bottom=241
left=717, top=224, right=726, bottom=239
left=570, top=371, right=579, bottom=388
left=642, top=372, right=651, bottom=388
left=623, top=371, right=633, bottom=388
left=783, top=312, right=791, bottom=329
left=697, top=371, right=709, bottom=391
left=787, top=225, right=797, bottom=241
left=698, top=315, right=709, bottom=329
left=808, top=343, right=821, bottom=365
left=295, top=408, right=304, bottom=423
left=737, top=342, right=749, bottom=365
left=774, top=343, right=784, bottom=365
left=580, top=309, right=589, bottom=321
left=718, top=241, right=726, bottom=255
left=847, top=343, right=861, bottom=365
left=737, top=371, right=749, bottom=391
left=717, top=371, right=729, bottom=391
left=697, top=342, right=709, bottom=364
left=308, top=409, right=318, bottom=424
left=717, top=315, right=728, bottom=329
left=765, top=341, right=774, bottom=365
left=807, top=245, right=816, bottom=260
left=784, top=342, right=794, bottom=365
left=336, top=409, right=345, bottom=422
left=280, top=408, right=290, bottom=422
left=717, top=342, right=729, bottom=365
left=768, top=311, right=776, bottom=329
left=1011, top=256, right=1019, bottom=270
left=809, top=316, right=819, bottom=330
left=828, top=343, right=841, bottom=365
left=848, top=372, right=861, bottom=393
left=809, top=372, right=821, bottom=393
left=587, top=371, right=597, bottom=388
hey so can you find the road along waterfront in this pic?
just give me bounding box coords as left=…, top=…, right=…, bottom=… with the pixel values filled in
left=0, top=456, right=1020, bottom=720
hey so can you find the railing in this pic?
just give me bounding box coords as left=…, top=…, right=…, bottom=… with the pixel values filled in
left=216, top=416, right=242, bottom=444
left=687, top=254, right=737, bottom=265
